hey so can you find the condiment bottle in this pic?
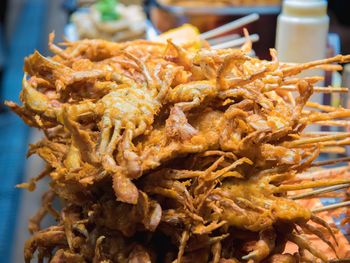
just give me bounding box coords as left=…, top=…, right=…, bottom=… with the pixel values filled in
left=275, top=0, right=329, bottom=98
left=276, top=0, right=329, bottom=64
left=275, top=0, right=329, bottom=132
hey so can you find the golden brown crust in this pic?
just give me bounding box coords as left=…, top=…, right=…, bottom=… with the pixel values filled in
left=8, top=37, right=350, bottom=262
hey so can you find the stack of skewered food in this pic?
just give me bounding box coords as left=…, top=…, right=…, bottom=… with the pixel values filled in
left=6, top=33, right=350, bottom=262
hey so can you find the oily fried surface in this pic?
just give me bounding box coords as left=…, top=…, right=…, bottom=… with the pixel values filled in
left=7, top=34, right=350, bottom=262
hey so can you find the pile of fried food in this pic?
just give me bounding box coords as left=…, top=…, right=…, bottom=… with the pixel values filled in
left=6, top=33, right=350, bottom=262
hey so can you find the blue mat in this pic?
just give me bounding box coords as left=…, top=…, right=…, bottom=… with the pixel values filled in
left=0, top=0, right=47, bottom=262
left=0, top=114, right=28, bottom=263
left=2, top=0, right=47, bottom=103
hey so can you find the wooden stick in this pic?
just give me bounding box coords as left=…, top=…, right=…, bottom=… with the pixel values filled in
left=320, top=146, right=346, bottom=154
left=282, top=55, right=350, bottom=77
left=290, top=183, right=350, bottom=200
left=278, top=85, right=348, bottom=93
left=212, top=34, right=259, bottom=49
left=314, top=64, right=343, bottom=71
left=302, top=131, right=350, bottom=136
left=274, top=178, right=350, bottom=193
left=283, top=133, right=350, bottom=148
left=200, top=13, right=259, bottom=40
left=313, top=86, right=348, bottom=93
left=305, top=101, right=345, bottom=112
left=312, top=156, right=350, bottom=167
left=287, top=166, right=349, bottom=184
left=293, top=139, right=350, bottom=149
left=312, top=200, right=350, bottom=213
left=315, top=120, right=350, bottom=126
left=281, top=63, right=343, bottom=72
left=283, top=76, right=324, bottom=85
left=319, top=138, right=350, bottom=147
left=297, top=144, right=347, bottom=153
left=207, top=33, right=240, bottom=45
left=301, top=110, right=350, bottom=124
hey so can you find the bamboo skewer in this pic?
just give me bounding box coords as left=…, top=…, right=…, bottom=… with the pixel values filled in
left=212, top=34, right=259, bottom=49
left=283, top=76, right=324, bottom=85
left=290, top=183, right=350, bottom=200
left=289, top=166, right=349, bottom=184
left=207, top=33, right=240, bottom=46
left=320, top=147, right=346, bottom=154
left=283, top=133, right=350, bottom=148
left=293, top=141, right=350, bottom=149
left=282, top=63, right=343, bottom=72
left=318, top=138, right=350, bottom=147
left=277, top=85, right=348, bottom=93
left=274, top=179, right=350, bottom=193
left=312, top=200, right=350, bottom=213
left=282, top=55, right=350, bottom=77
left=305, top=110, right=350, bottom=123
left=305, top=101, right=345, bottom=112
left=302, top=131, right=350, bottom=136
left=200, top=13, right=259, bottom=40
left=315, top=120, right=350, bottom=126
left=312, top=156, right=350, bottom=167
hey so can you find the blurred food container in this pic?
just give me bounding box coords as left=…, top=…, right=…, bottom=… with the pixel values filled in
left=148, top=0, right=281, bottom=59
left=71, top=3, right=146, bottom=42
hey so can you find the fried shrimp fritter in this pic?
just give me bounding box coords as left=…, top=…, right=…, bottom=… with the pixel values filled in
left=6, top=34, right=350, bottom=262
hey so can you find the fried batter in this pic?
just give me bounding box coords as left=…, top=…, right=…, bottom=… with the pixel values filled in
left=6, top=35, right=350, bottom=262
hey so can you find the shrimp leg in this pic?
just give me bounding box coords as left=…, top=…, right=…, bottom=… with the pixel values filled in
left=101, top=119, right=122, bottom=173
left=118, top=127, right=142, bottom=178
left=287, top=233, right=328, bottom=262
left=298, top=223, right=338, bottom=256
left=98, top=112, right=113, bottom=155
left=166, top=106, right=198, bottom=141
left=112, top=167, right=139, bottom=205
left=242, top=228, right=276, bottom=262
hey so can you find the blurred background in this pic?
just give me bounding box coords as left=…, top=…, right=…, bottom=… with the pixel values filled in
left=0, top=0, right=349, bottom=262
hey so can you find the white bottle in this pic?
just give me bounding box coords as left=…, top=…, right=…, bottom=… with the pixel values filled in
left=275, top=0, right=329, bottom=132
left=276, top=0, right=329, bottom=130
left=276, top=0, right=329, bottom=63
left=275, top=0, right=329, bottom=86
